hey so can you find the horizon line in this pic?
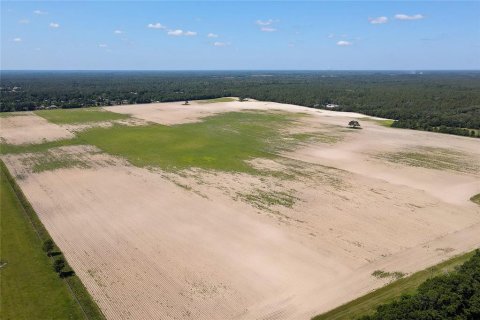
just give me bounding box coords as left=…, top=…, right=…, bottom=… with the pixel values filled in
left=2, top=69, right=480, bottom=72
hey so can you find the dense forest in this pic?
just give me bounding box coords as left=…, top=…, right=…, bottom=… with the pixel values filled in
left=1, top=71, right=479, bottom=137
left=360, top=250, right=480, bottom=320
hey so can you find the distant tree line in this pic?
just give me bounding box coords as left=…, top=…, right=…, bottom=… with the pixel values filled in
left=1, top=70, right=479, bottom=137
left=360, top=250, right=480, bottom=320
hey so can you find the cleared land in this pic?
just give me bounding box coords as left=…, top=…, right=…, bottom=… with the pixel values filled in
left=0, top=112, right=74, bottom=144
left=1, top=99, right=479, bottom=320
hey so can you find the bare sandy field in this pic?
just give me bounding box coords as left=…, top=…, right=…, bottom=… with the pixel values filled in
left=104, top=99, right=383, bottom=126
left=0, top=112, right=74, bottom=144
left=2, top=100, right=480, bottom=320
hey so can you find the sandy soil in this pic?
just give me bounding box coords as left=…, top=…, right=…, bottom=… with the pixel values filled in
left=104, top=99, right=385, bottom=126
left=0, top=112, right=74, bottom=144
left=2, top=100, right=480, bottom=320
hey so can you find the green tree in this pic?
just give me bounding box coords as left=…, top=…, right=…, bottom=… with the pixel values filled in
left=53, top=258, right=65, bottom=275
left=348, top=120, right=361, bottom=128
left=42, top=239, right=54, bottom=256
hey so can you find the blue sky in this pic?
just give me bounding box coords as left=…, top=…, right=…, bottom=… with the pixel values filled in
left=1, top=1, right=479, bottom=70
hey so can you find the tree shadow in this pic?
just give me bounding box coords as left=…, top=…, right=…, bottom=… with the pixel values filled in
left=49, top=251, right=62, bottom=257
left=60, top=270, right=75, bottom=278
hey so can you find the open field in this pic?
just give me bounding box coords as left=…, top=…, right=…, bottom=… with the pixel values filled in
left=35, top=108, right=130, bottom=125
left=1, top=99, right=479, bottom=319
left=0, top=162, right=85, bottom=319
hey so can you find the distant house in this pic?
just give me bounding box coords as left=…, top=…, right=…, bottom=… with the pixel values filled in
left=325, top=104, right=339, bottom=109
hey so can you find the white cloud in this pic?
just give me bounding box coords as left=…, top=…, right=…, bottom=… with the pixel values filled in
left=167, top=29, right=197, bottom=36
left=261, top=27, right=276, bottom=32
left=369, top=16, right=388, bottom=24
left=167, top=29, right=184, bottom=36
left=147, top=22, right=166, bottom=29
left=213, top=41, right=229, bottom=47
left=49, top=22, right=60, bottom=28
left=98, top=43, right=108, bottom=48
left=18, top=18, right=29, bottom=24
left=336, top=40, right=352, bottom=46
left=394, top=14, right=424, bottom=20
left=207, top=33, right=219, bottom=38
left=13, top=37, right=22, bottom=42
left=114, top=30, right=123, bottom=34
left=256, top=19, right=273, bottom=26
left=33, top=10, right=47, bottom=15
left=327, top=33, right=335, bottom=39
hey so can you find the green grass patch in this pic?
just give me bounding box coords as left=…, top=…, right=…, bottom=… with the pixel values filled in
left=0, top=161, right=105, bottom=319
left=0, top=162, right=84, bottom=319
left=291, top=132, right=343, bottom=144
left=35, top=107, right=129, bottom=124
left=196, top=97, right=236, bottom=104
left=378, top=147, right=479, bottom=174
left=312, top=250, right=476, bottom=320
left=470, top=193, right=480, bottom=205
left=76, top=111, right=305, bottom=173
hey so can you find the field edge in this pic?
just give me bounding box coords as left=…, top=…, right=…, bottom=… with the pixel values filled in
left=0, top=160, right=106, bottom=320
left=311, top=249, right=478, bottom=320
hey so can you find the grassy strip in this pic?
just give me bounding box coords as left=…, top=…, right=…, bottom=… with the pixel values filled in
left=375, top=119, right=395, bottom=127
left=470, top=193, right=480, bottom=205
left=35, top=107, right=129, bottom=124
left=312, top=250, right=476, bottom=320
left=1, top=162, right=84, bottom=319
left=0, top=161, right=105, bottom=320
left=360, top=117, right=395, bottom=127
left=0, top=111, right=30, bottom=118
left=196, top=97, right=236, bottom=103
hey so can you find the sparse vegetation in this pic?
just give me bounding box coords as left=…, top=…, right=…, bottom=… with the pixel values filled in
left=371, top=270, right=405, bottom=280
left=290, top=131, right=344, bottom=145
left=0, top=137, right=82, bottom=155
left=378, top=147, right=479, bottom=174
left=238, top=189, right=299, bottom=211
left=23, top=151, right=91, bottom=173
